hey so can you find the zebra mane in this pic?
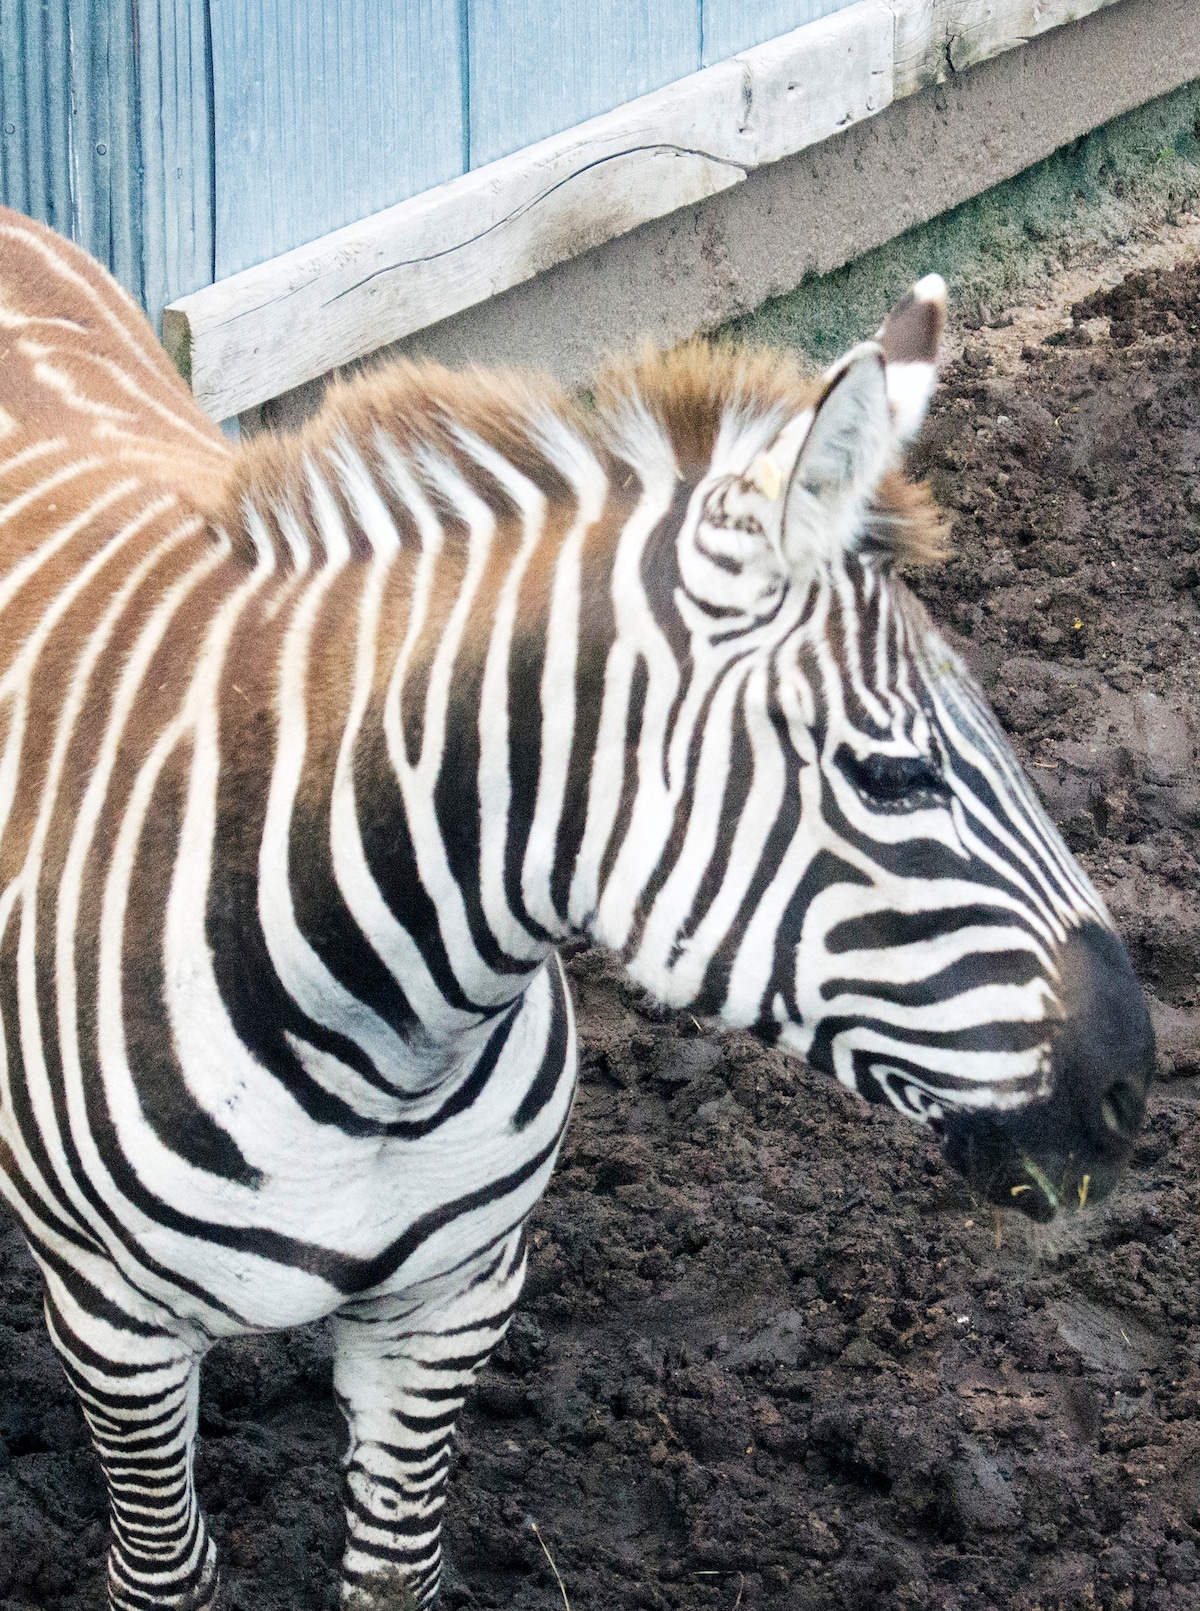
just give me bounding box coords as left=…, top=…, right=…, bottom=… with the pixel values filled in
left=219, top=343, right=948, bottom=569
left=219, top=359, right=593, bottom=566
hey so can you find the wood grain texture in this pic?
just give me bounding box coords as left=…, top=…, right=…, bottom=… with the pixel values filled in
left=167, top=0, right=1128, bottom=422
left=702, top=0, right=855, bottom=67
left=889, top=0, right=1127, bottom=96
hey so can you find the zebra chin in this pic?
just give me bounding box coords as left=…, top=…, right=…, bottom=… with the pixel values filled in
left=939, top=922, right=1155, bottom=1222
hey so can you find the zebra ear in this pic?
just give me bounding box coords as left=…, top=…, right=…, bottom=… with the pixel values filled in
left=760, top=344, right=893, bottom=568
left=744, top=275, right=947, bottom=568
left=877, top=272, right=946, bottom=443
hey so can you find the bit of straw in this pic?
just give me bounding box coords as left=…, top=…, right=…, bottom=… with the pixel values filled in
left=529, top=1518, right=571, bottom=1611
left=749, top=454, right=783, bottom=500
left=1021, top=1160, right=1061, bottom=1210
left=1010, top=1184, right=1032, bottom=1196
left=993, top=1208, right=1004, bottom=1250
left=1078, top=1173, right=1091, bottom=1209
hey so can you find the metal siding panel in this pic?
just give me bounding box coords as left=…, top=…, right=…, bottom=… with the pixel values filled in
left=0, top=5, right=28, bottom=217
left=0, top=0, right=143, bottom=300
left=70, top=0, right=142, bottom=295
left=702, top=0, right=859, bottom=66
left=0, top=0, right=74, bottom=236
left=467, top=0, right=701, bottom=169
left=137, top=0, right=215, bottom=331
left=210, top=0, right=466, bottom=280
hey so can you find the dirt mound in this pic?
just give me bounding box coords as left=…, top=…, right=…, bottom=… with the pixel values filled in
left=7, top=261, right=1200, bottom=1611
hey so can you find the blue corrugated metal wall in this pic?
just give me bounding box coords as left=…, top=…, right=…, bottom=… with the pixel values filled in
left=137, top=0, right=215, bottom=335
left=0, top=0, right=861, bottom=326
left=0, top=0, right=143, bottom=297
left=467, top=0, right=700, bottom=169
left=0, top=0, right=213, bottom=323
left=210, top=0, right=468, bottom=279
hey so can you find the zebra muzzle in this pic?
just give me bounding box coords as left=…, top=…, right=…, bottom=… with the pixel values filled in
left=940, top=921, right=1154, bottom=1222
left=939, top=1111, right=1127, bottom=1223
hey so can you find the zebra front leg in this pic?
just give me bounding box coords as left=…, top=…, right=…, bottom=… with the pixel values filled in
left=42, top=1280, right=217, bottom=1611
left=333, top=1229, right=528, bottom=1608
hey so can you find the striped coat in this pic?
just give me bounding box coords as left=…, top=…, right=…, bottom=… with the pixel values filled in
left=0, top=210, right=1152, bottom=1610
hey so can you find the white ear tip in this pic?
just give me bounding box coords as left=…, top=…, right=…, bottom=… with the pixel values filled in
left=913, top=273, right=947, bottom=306
left=886, top=362, right=938, bottom=440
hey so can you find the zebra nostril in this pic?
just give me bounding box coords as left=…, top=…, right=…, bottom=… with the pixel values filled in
left=1100, top=1080, right=1142, bottom=1138
left=1051, top=922, right=1154, bottom=1155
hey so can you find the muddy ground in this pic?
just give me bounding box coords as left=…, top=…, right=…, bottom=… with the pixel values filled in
left=8, top=259, right=1200, bottom=1611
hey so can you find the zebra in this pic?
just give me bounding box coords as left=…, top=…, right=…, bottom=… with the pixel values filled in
left=0, top=204, right=1152, bottom=1611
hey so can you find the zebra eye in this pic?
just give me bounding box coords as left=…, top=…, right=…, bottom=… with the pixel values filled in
left=836, top=744, right=950, bottom=811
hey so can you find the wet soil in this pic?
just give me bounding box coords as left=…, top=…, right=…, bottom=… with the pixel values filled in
left=9, top=259, right=1200, bottom=1611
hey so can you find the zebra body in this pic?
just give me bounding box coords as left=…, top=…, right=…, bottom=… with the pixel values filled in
left=0, top=209, right=1152, bottom=1609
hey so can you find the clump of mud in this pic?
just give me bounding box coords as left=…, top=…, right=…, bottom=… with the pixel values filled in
left=7, top=263, right=1200, bottom=1611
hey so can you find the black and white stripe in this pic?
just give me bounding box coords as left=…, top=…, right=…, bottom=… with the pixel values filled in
left=0, top=224, right=1150, bottom=1611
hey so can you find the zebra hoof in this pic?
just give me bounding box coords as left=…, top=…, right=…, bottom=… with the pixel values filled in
left=342, top=1569, right=423, bottom=1610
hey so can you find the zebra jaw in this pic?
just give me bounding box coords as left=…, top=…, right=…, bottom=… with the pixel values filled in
left=929, top=921, right=1154, bottom=1223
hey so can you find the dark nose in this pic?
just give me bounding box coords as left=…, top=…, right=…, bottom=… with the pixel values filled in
left=941, top=921, right=1154, bottom=1219
left=1051, top=921, right=1154, bottom=1159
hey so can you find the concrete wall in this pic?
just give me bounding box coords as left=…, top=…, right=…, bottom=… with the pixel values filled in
left=730, top=74, right=1200, bottom=363
left=248, top=0, right=1200, bottom=433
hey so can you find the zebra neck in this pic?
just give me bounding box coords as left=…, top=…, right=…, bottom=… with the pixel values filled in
left=227, top=417, right=680, bottom=1044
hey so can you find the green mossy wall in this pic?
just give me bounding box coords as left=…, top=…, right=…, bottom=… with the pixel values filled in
left=722, top=79, right=1200, bottom=359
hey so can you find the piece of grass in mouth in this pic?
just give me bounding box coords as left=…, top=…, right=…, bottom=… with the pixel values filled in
left=1020, top=1160, right=1061, bottom=1210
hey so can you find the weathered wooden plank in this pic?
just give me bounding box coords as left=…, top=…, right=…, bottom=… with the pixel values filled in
left=889, top=0, right=1127, bottom=97
left=165, top=1, right=894, bottom=420
left=738, top=6, right=892, bottom=166
left=469, top=0, right=701, bottom=169
left=702, top=0, right=856, bottom=68
left=209, top=0, right=467, bottom=280
left=166, top=0, right=1134, bottom=421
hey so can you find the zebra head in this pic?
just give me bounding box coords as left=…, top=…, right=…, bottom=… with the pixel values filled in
left=588, top=277, right=1152, bottom=1221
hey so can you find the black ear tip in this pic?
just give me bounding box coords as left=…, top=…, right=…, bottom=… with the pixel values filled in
left=881, top=275, right=947, bottom=365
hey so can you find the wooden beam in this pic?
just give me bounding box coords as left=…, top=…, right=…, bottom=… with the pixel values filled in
left=891, top=0, right=1126, bottom=95
left=164, top=0, right=1126, bottom=421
